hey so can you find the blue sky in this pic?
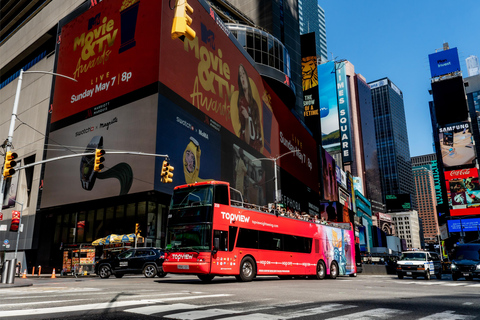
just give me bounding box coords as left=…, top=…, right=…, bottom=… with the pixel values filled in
left=319, top=1, right=480, bottom=157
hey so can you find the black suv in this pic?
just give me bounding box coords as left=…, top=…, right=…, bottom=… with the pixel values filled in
left=95, top=248, right=167, bottom=279
left=451, top=244, right=480, bottom=281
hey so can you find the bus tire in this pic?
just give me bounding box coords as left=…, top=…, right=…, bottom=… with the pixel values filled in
left=239, top=256, right=256, bottom=282
left=329, top=261, right=338, bottom=279
left=198, top=275, right=215, bottom=282
left=315, top=260, right=326, bottom=280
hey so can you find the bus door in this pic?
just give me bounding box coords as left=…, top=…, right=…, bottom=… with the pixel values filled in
left=210, top=227, right=238, bottom=275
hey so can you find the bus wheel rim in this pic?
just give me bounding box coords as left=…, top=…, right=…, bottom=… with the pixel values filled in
left=243, top=261, right=252, bottom=277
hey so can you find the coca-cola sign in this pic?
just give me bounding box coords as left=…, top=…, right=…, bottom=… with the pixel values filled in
left=445, top=168, right=478, bottom=180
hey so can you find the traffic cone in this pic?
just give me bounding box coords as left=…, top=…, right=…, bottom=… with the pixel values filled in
left=51, top=269, right=56, bottom=279
left=22, top=269, right=27, bottom=279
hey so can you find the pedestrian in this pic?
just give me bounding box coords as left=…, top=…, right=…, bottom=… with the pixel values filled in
left=16, top=262, right=21, bottom=277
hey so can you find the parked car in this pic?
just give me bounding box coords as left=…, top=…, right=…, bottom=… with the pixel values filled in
left=95, top=247, right=167, bottom=279
left=450, top=243, right=480, bottom=281
left=396, top=251, right=442, bottom=280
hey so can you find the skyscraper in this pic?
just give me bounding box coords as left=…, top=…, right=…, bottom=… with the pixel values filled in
left=369, top=78, right=416, bottom=208
left=298, top=0, right=328, bottom=64
left=466, top=55, right=480, bottom=77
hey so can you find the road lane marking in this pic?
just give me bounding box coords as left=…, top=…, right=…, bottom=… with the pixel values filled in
left=165, top=308, right=241, bottom=319
left=285, top=304, right=357, bottom=318
left=325, top=308, right=409, bottom=319
left=417, top=310, right=476, bottom=320
left=125, top=303, right=201, bottom=315
left=222, top=313, right=286, bottom=320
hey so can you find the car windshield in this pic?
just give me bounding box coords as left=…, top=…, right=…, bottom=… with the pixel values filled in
left=400, top=252, right=427, bottom=261
left=454, top=247, right=480, bottom=261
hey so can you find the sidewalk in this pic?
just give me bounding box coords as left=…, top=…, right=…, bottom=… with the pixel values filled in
left=0, top=278, right=33, bottom=288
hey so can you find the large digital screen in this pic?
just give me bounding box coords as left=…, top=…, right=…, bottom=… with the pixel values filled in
left=318, top=61, right=340, bottom=153
left=428, top=48, right=461, bottom=78
left=448, top=218, right=480, bottom=232
left=322, top=148, right=338, bottom=202
left=386, top=194, right=412, bottom=212
left=438, top=121, right=475, bottom=168
left=431, top=76, right=469, bottom=126
left=445, top=168, right=480, bottom=216
left=301, top=33, right=320, bottom=140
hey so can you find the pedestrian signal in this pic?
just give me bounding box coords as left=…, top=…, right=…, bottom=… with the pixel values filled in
left=94, top=149, right=105, bottom=172
left=3, top=151, right=18, bottom=178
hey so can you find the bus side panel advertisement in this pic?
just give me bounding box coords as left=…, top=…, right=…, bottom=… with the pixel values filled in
left=212, top=204, right=355, bottom=276
left=445, top=168, right=480, bottom=216
left=51, top=0, right=162, bottom=124
left=41, top=95, right=158, bottom=208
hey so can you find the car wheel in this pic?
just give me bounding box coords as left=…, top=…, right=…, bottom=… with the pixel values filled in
left=238, top=256, right=255, bottom=282
left=452, top=273, right=459, bottom=281
left=436, top=272, right=442, bottom=280
left=349, top=273, right=357, bottom=277
left=99, top=265, right=111, bottom=279
left=398, top=273, right=404, bottom=279
left=143, top=264, right=157, bottom=278
left=425, top=270, right=431, bottom=280
left=316, top=260, right=326, bottom=280
left=114, top=273, right=124, bottom=278
left=198, top=275, right=215, bottom=282
left=466, top=276, right=474, bottom=281
left=412, top=275, right=417, bottom=279
left=329, top=261, right=338, bottom=279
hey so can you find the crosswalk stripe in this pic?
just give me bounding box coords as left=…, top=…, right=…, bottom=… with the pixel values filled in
left=165, top=308, right=241, bottom=319
left=417, top=310, right=476, bottom=320
left=125, top=303, right=201, bottom=315
left=0, top=294, right=232, bottom=318
left=285, top=304, right=357, bottom=318
left=221, top=313, right=286, bottom=320
left=443, top=283, right=466, bottom=286
left=325, top=307, right=409, bottom=319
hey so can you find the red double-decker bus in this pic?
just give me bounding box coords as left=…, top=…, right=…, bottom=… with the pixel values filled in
left=163, top=181, right=356, bottom=282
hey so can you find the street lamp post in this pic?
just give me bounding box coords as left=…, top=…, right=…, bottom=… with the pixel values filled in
left=0, top=69, right=77, bottom=214
left=254, top=149, right=299, bottom=206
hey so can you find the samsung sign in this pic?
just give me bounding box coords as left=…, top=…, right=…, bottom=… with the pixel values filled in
left=428, top=48, right=461, bottom=78
left=336, top=63, right=352, bottom=163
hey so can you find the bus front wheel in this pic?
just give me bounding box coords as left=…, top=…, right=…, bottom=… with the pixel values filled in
left=238, top=256, right=256, bottom=282
left=329, top=261, right=338, bottom=279
left=316, top=260, right=326, bottom=280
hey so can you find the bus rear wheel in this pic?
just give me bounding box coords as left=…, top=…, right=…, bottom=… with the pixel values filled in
left=238, top=256, right=255, bottom=282
left=329, top=261, right=338, bottom=279
left=198, top=275, right=215, bottom=282
left=316, top=260, right=326, bottom=280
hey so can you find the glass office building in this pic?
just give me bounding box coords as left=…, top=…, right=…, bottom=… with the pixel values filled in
left=369, top=78, right=416, bottom=208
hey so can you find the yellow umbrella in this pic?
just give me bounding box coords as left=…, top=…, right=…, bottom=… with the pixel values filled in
left=92, top=237, right=106, bottom=246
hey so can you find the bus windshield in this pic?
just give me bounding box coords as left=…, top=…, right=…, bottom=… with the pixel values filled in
left=166, top=224, right=212, bottom=251
left=170, top=185, right=214, bottom=209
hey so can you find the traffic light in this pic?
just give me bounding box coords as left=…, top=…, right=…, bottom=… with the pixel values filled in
left=94, top=149, right=105, bottom=172
left=161, top=160, right=174, bottom=183
left=135, top=223, right=141, bottom=236
left=3, top=151, right=18, bottom=178
left=171, top=0, right=196, bottom=41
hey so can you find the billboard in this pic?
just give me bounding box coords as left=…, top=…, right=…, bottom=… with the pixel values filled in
left=445, top=168, right=480, bottom=216
left=448, top=218, right=480, bottom=232
left=322, top=148, right=338, bottom=202
left=431, top=76, right=469, bottom=126
left=336, top=62, right=352, bottom=163
left=51, top=0, right=162, bottom=125
left=301, top=33, right=321, bottom=140
left=43, top=0, right=320, bottom=208
left=318, top=61, right=340, bottom=153
left=438, top=121, right=475, bottom=168
left=428, top=48, right=461, bottom=78
left=385, top=194, right=412, bottom=212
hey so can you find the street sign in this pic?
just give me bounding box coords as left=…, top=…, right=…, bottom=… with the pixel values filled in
left=0, top=225, right=6, bottom=231
left=3, top=239, right=9, bottom=245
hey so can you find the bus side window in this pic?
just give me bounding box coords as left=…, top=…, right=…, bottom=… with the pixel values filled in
left=214, top=230, right=228, bottom=251
left=229, top=226, right=238, bottom=251
left=214, top=185, right=229, bottom=205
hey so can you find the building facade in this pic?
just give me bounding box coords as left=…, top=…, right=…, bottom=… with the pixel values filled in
left=466, top=55, right=480, bottom=77
left=369, top=78, right=416, bottom=208
left=298, top=0, right=327, bottom=64
left=391, top=211, right=422, bottom=250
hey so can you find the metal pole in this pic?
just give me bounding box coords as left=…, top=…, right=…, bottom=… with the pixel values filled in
left=14, top=202, right=23, bottom=260
left=274, top=159, right=278, bottom=204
